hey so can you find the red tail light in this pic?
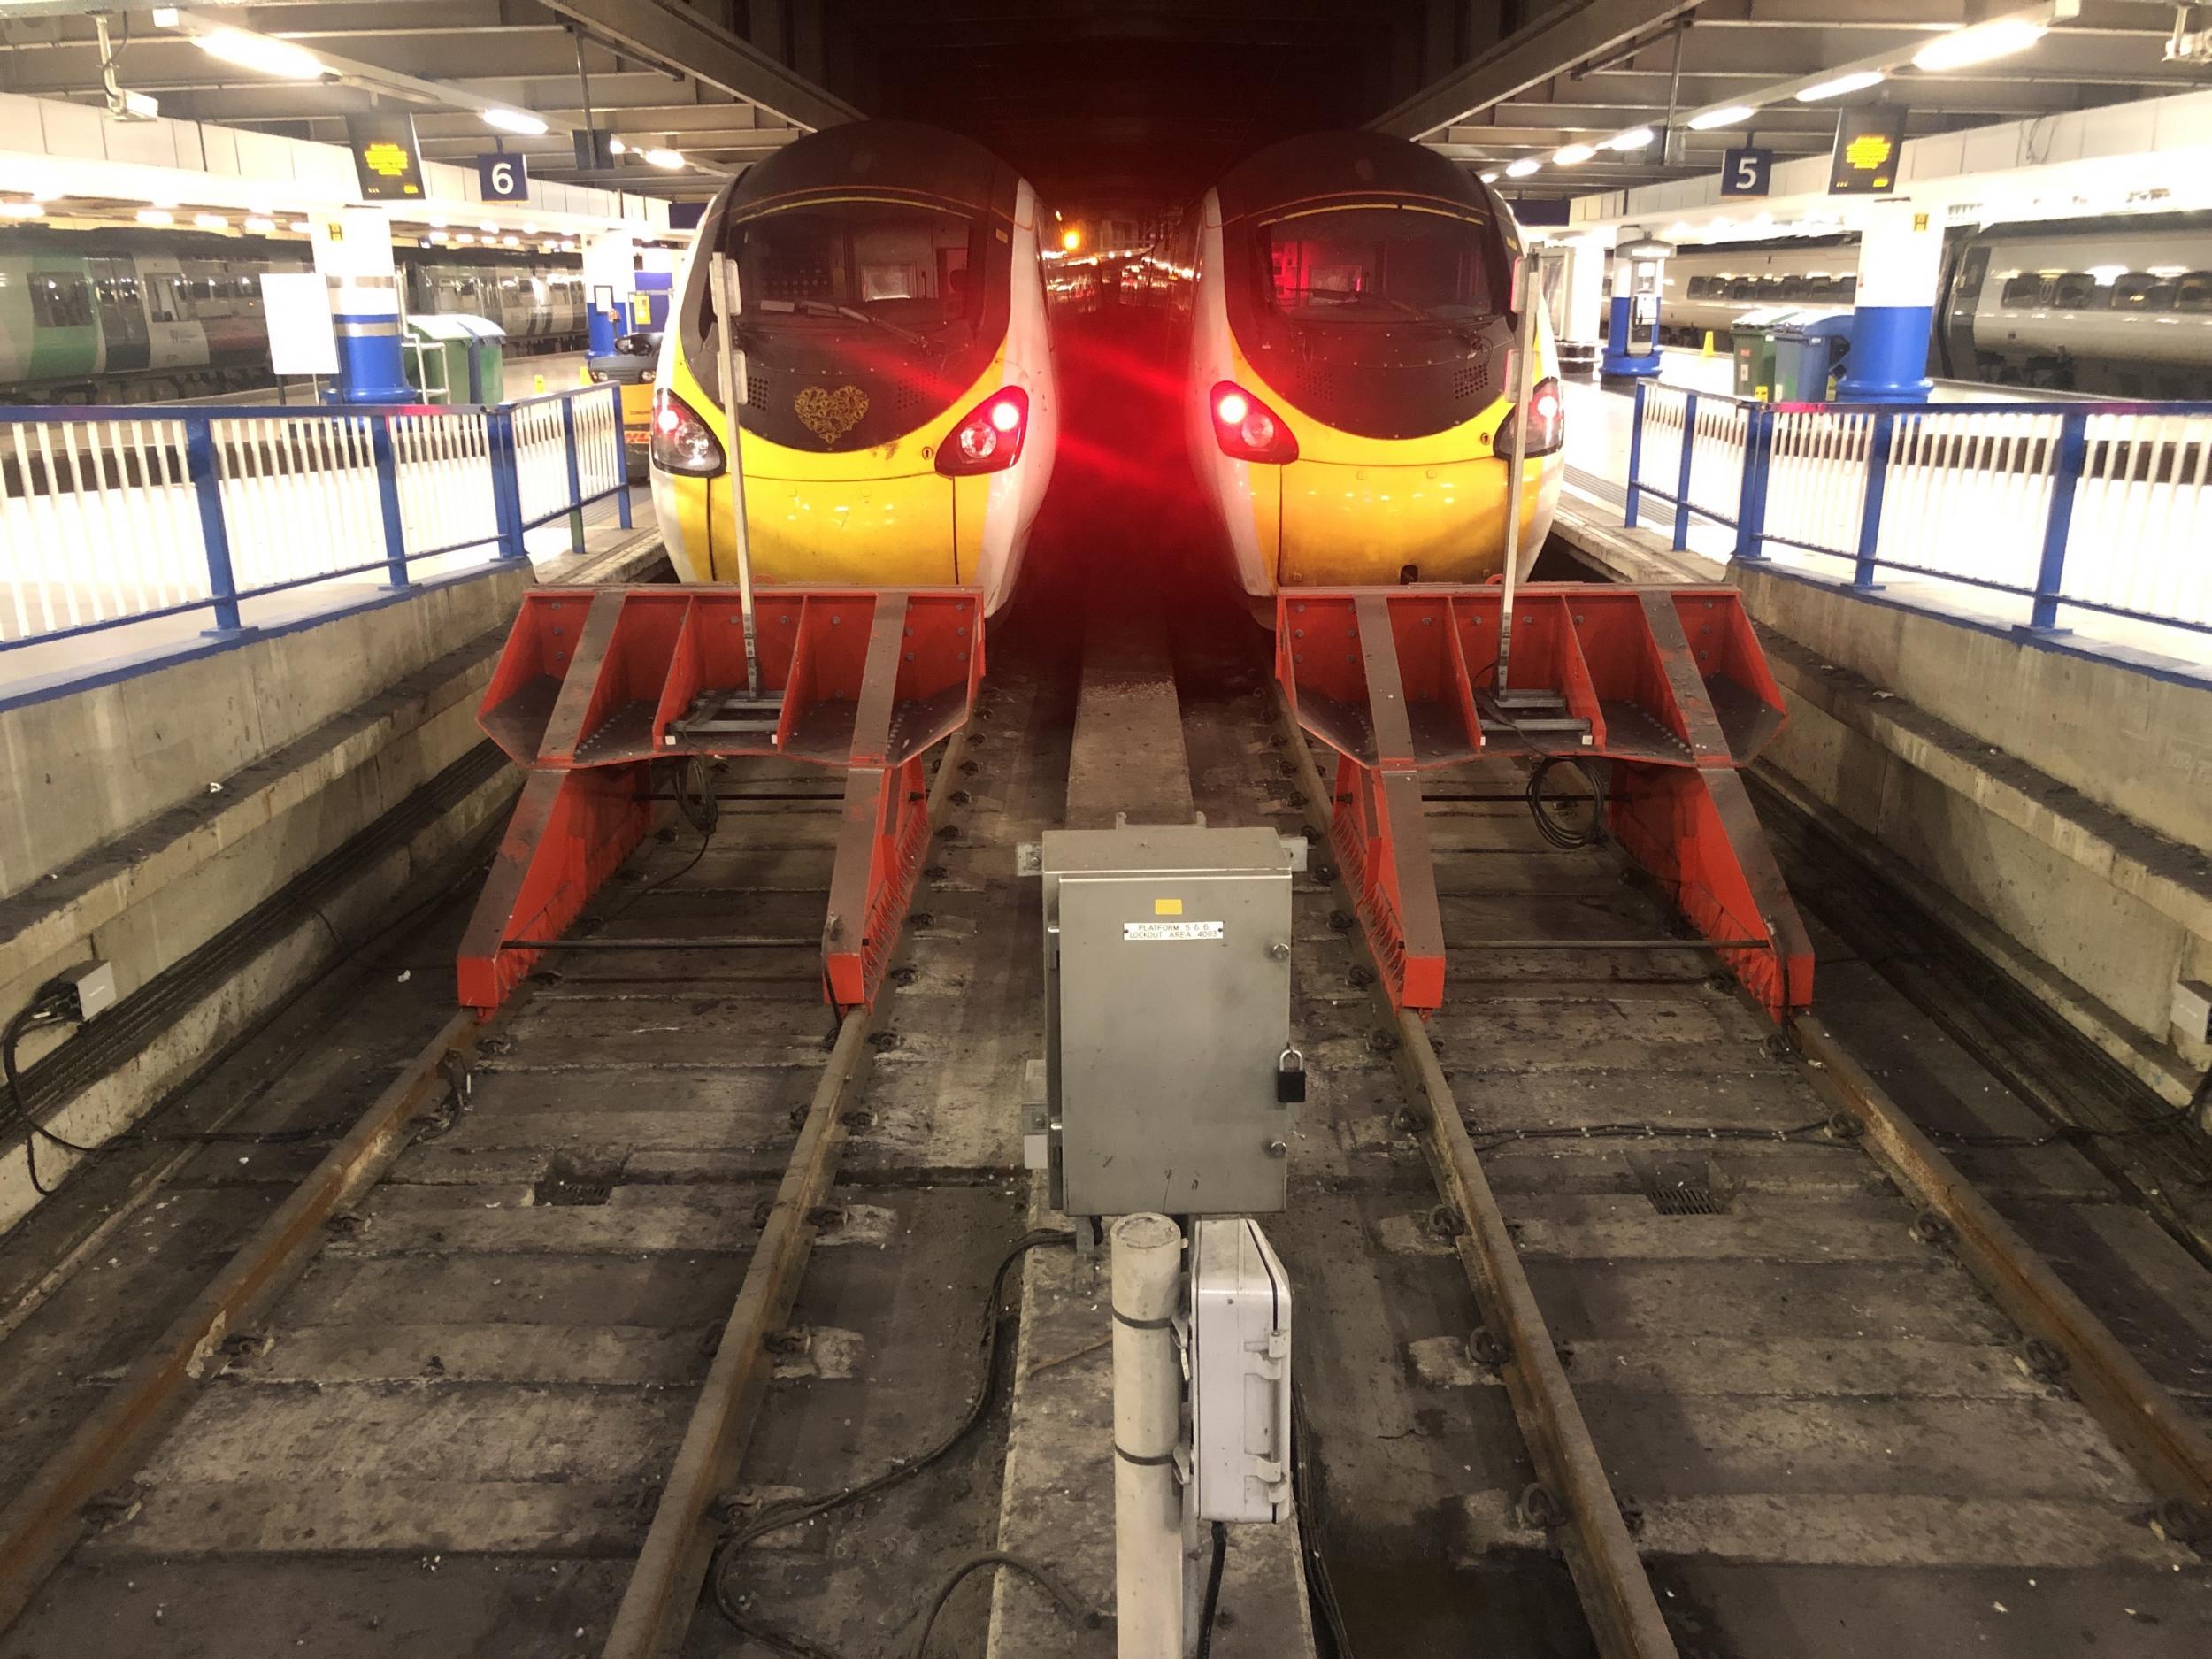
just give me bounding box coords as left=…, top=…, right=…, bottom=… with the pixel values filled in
left=1494, top=375, right=1566, bottom=459
left=1210, top=380, right=1298, bottom=464
left=650, top=387, right=724, bottom=476
left=936, top=386, right=1030, bottom=476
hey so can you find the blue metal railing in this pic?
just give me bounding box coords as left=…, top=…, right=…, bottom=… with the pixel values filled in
left=1, top=382, right=630, bottom=652
left=1623, top=382, right=2212, bottom=639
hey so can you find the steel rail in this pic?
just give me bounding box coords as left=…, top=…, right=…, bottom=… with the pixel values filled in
left=0, top=1005, right=485, bottom=1631
left=1788, top=1011, right=2212, bottom=1522
left=600, top=722, right=974, bottom=1659
left=1272, top=686, right=1682, bottom=1659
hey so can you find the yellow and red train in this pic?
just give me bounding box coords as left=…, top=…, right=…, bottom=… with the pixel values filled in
left=649, top=121, right=1061, bottom=616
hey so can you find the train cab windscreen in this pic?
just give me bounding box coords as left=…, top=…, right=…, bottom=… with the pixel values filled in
left=1228, top=203, right=1514, bottom=441
left=709, top=197, right=1004, bottom=450
left=1262, top=206, right=1504, bottom=326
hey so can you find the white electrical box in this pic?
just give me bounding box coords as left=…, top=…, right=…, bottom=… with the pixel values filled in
left=1186, top=1217, right=1293, bottom=1524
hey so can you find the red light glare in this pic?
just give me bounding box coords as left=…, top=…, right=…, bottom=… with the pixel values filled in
left=937, top=385, right=1030, bottom=476
left=1209, top=380, right=1296, bottom=464
left=655, top=405, right=680, bottom=434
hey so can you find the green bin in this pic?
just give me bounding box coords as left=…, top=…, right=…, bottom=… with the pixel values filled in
left=405, top=314, right=507, bottom=404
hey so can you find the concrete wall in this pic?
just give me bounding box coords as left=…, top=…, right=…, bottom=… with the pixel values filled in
left=1550, top=509, right=2212, bottom=1104
left=0, top=569, right=529, bottom=1230
left=0, top=569, right=527, bottom=903
left=1735, top=564, right=2212, bottom=860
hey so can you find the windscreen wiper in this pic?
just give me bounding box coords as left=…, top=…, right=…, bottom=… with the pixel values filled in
left=755, top=296, right=930, bottom=348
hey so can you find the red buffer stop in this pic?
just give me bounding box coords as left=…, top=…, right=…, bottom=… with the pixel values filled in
left=457, top=586, right=983, bottom=1017
left=1277, top=585, right=1814, bottom=1023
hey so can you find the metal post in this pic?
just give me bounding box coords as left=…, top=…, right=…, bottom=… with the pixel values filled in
left=560, top=392, right=586, bottom=556
left=1496, top=257, right=1538, bottom=695
left=2027, top=410, right=2087, bottom=633
left=1112, top=1212, right=1185, bottom=1659
left=184, top=418, right=242, bottom=634
left=709, top=251, right=761, bottom=700
left=368, top=415, right=411, bottom=589
left=489, top=409, right=527, bottom=560
left=1853, top=411, right=1894, bottom=588
left=1624, top=380, right=1647, bottom=529
left=611, top=381, right=634, bottom=529
left=1672, top=390, right=1698, bottom=552
left=1734, top=405, right=1772, bottom=561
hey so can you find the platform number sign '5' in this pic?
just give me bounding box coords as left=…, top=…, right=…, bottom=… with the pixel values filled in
left=477, top=153, right=530, bottom=203
left=1721, top=147, right=1772, bottom=197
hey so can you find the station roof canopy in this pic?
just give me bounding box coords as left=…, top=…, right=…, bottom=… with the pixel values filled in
left=0, top=0, right=861, bottom=199
left=1378, top=0, right=2209, bottom=199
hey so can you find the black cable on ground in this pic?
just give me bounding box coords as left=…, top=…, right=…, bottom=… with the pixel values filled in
left=1291, top=1377, right=1355, bottom=1659
left=1525, top=755, right=1607, bottom=851
left=906, top=1551, right=1092, bottom=1659
left=3, top=999, right=105, bottom=1196
left=709, top=1227, right=1087, bottom=1656
left=1194, top=1521, right=1228, bottom=1659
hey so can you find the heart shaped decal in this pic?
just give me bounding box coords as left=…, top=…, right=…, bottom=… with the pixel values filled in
left=794, top=383, right=871, bottom=443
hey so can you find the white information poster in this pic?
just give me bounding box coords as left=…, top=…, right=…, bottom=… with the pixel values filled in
left=259, top=272, right=339, bottom=377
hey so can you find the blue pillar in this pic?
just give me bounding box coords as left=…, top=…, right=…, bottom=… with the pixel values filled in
left=1601, top=292, right=1662, bottom=381
left=1836, top=199, right=1940, bottom=404
left=333, top=314, right=415, bottom=404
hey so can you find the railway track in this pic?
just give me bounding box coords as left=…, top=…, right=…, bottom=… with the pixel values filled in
left=0, top=620, right=1084, bottom=1655
left=1186, top=634, right=2212, bottom=1656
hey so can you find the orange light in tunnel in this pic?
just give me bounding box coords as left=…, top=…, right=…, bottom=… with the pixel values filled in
left=1061, top=227, right=1082, bottom=253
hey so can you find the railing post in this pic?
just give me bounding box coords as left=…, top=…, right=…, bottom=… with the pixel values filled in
left=1734, top=404, right=1772, bottom=562
left=489, top=409, right=527, bottom=561
left=1672, top=390, right=1698, bottom=551
left=2025, top=410, right=2087, bottom=634
left=1624, top=379, right=1647, bottom=529
left=560, top=392, right=586, bottom=557
left=369, top=414, right=411, bottom=589
left=611, top=381, right=633, bottom=530
left=1852, top=411, right=1894, bottom=588
left=184, top=417, right=243, bottom=634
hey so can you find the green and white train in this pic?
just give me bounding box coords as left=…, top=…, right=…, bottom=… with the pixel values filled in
left=1, top=228, right=588, bottom=404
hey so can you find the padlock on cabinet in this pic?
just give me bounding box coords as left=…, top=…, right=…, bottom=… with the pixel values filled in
left=1276, top=1047, right=1307, bottom=1106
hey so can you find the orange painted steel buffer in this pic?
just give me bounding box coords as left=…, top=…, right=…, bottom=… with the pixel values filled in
left=1278, top=585, right=1813, bottom=1022
left=457, top=585, right=982, bottom=1017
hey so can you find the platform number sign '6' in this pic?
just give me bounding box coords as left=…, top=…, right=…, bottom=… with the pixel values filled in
left=1720, top=147, right=1772, bottom=197
left=477, top=153, right=530, bottom=203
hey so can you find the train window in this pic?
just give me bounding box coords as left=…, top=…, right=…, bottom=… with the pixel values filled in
left=1725, top=277, right=1755, bottom=300
left=1259, top=205, right=1504, bottom=323
left=2111, top=274, right=2177, bottom=311
left=145, top=274, right=184, bottom=324
left=1686, top=275, right=1715, bottom=298
left=2051, top=273, right=2101, bottom=311
left=28, top=273, right=93, bottom=329
left=2177, top=273, right=2212, bottom=313
left=2000, top=273, right=2044, bottom=307
left=726, top=201, right=983, bottom=330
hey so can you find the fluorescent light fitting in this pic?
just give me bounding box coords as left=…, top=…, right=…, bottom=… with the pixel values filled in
left=0, top=201, right=42, bottom=219
left=288, top=219, right=311, bottom=233
left=243, top=215, right=276, bottom=234
left=1479, top=170, right=1501, bottom=183
left=1505, top=157, right=1541, bottom=179
left=1553, top=142, right=1598, bottom=165
left=192, top=26, right=326, bottom=81
left=1795, top=70, right=1886, bottom=103
left=136, top=208, right=174, bottom=227
left=192, top=212, right=227, bottom=230
left=483, top=108, right=549, bottom=137
left=609, top=137, right=627, bottom=155
left=642, top=147, right=684, bottom=170
left=1601, top=127, right=1655, bottom=151
left=480, top=220, right=498, bottom=234
left=1912, top=18, right=2046, bottom=73
left=1687, top=104, right=1756, bottom=131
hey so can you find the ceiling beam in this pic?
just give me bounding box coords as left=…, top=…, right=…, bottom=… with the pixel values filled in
left=1372, top=0, right=1703, bottom=141
left=536, top=0, right=859, bottom=133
